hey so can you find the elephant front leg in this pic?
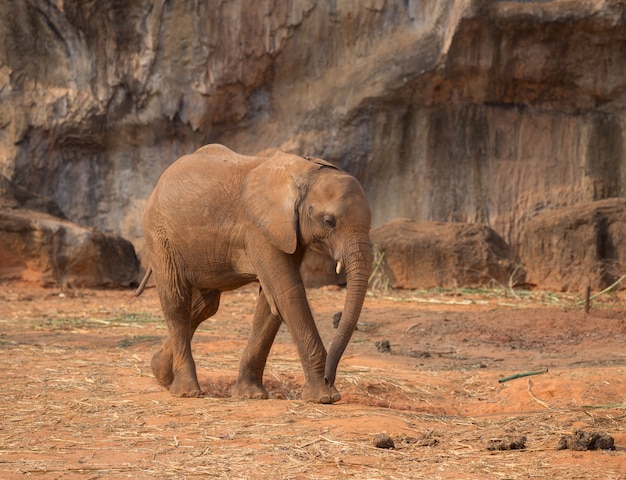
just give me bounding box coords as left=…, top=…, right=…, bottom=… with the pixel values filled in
left=257, top=275, right=341, bottom=403
left=283, top=304, right=341, bottom=404
left=233, top=289, right=281, bottom=399
left=300, top=364, right=341, bottom=404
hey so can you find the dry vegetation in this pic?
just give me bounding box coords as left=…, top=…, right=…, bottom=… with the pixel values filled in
left=1, top=283, right=625, bottom=479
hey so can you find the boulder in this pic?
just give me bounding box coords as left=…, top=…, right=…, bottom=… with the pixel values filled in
left=370, top=219, right=520, bottom=290
left=519, top=198, right=626, bottom=292
left=0, top=176, right=139, bottom=288
left=300, top=250, right=346, bottom=288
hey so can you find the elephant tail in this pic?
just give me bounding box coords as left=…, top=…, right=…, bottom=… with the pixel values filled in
left=134, top=265, right=153, bottom=296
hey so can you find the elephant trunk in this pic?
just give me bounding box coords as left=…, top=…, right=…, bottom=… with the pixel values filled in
left=324, top=234, right=372, bottom=388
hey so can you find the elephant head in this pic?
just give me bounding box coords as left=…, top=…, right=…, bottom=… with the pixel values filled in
left=242, top=151, right=372, bottom=388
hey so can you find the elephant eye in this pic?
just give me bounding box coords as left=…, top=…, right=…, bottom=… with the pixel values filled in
left=323, top=215, right=336, bottom=229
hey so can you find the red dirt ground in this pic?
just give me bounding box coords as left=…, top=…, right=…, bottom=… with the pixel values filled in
left=1, top=283, right=625, bottom=479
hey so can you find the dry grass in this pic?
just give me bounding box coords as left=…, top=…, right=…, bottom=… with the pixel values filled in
left=0, top=285, right=625, bottom=479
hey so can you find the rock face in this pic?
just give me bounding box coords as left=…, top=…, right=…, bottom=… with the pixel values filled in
left=370, top=219, right=520, bottom=289
left=1, top=1, right=625, bottom=289
left=0, top=176, right=139, bottom=288
left=519, top=198, right=626, bottom=292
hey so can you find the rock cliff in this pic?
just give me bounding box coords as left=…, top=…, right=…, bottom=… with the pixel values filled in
left=1, top=0, right=625, bottom=285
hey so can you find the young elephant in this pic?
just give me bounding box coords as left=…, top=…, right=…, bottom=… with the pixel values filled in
left=137, top=144, right=372, bottom=403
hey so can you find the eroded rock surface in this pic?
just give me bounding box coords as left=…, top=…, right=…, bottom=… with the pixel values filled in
left=370, top=219, right=520, bottom=289
left=519, top=198, right=626, bottom=292
left=0, top=176, right=139, bottom=288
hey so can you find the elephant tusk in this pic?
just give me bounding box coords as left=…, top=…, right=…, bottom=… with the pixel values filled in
left=336, top=260, right=343, bottom=275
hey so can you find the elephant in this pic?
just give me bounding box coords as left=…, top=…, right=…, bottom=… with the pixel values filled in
left=135, top=144, right=372, bottom=404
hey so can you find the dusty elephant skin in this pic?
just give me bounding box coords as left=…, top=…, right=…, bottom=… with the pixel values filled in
left=137, top=144, right=372, bottom=403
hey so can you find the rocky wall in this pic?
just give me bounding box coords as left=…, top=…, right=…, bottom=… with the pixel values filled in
left=1, top=0, right=625, bottom=268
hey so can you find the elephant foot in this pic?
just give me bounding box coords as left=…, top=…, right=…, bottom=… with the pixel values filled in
left=169, top=374, right=202, bottom=398
left=232, top=379, right=269, bottom=399
left=151, top=348, right=174, bottom=388
left=302, top=382, right=341, bottom=404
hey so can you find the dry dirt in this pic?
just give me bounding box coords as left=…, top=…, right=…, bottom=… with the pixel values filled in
left=1, top=282, right=625, bottom=479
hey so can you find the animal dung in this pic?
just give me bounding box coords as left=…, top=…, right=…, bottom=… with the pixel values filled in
left=332, top=311, right=358, bottom=330
left=486, top=436, right=527, bottom=451
left=557, top=430, right=615, bottom=451
left=333, top=311, right=342, bottom=328
left=375, top=340, right=391, bottom=353
left=374, top=433, right=395, bottom=449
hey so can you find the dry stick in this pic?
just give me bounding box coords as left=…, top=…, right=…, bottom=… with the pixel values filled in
left=498, top=368, right=548, bottom=384
left=319, top=435, right=346, bottom=446
left=527, top=378, right=550, bottom=409
left=577, top=273, right=626, bottom=307
left=23, top=465, right=137, bottom=474
left=584, top=285, right=591, bottom=314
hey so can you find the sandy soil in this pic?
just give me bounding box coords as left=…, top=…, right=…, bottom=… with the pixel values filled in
left=0, top=283, right=625, bottom=479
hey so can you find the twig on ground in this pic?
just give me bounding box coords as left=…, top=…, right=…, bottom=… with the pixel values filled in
left=577, top=274, right=626, bottom=306
left=498, top=368, right=548, bottom=384
left=527, top=379, right=550, bottom=409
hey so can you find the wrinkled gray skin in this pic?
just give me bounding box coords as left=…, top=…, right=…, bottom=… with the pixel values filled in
left=137, top=144, right=372, bottom=403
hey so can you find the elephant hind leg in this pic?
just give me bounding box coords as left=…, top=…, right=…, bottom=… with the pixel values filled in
left=151, top=288, right=221, bottom=397
left=190, top=289, right=222, bottom=329
left=151, top=342, right=174, bottom=388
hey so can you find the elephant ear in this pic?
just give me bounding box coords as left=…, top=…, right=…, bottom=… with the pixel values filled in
left=303, top=155, right=340, bottom=170
left=242, top=152, right=318, bottom=254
